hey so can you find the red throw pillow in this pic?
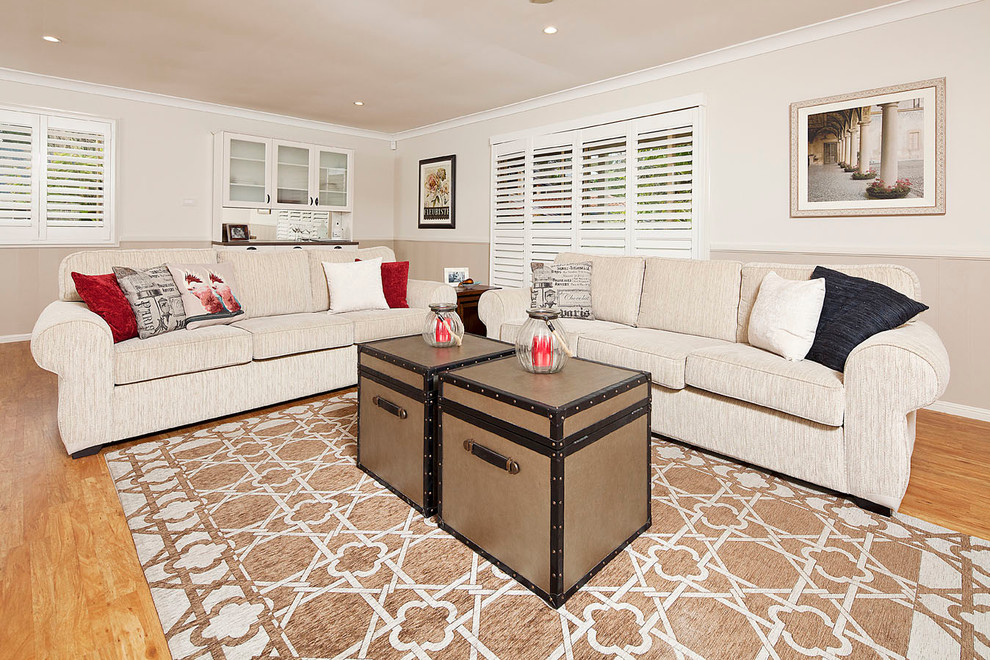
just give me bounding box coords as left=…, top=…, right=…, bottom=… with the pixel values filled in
left=355, top=259, right=410, bottom=308
left=71, top=272, right=138, bottom=343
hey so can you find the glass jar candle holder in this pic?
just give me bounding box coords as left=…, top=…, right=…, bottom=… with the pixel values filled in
left=515, top=308, right=573, bottom=374
left=422, top=303, right=464, bottom=348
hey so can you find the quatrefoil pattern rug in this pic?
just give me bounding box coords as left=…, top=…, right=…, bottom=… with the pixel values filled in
left=105, top=391, right=989, bottom=659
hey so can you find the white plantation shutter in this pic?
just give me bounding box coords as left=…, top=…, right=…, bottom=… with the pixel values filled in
left=579, top=129, right=627, bottom=255
left=0, top=109, right=114, bottom=245
left=491, top=145, right=527, bottom=287
left=530, top=137, right=574, bottom=263
left=632, top=117, right=696, bottom=258
left=490, top=106, right=702, bottom=287
left=0, top=111, right=39, bottom=241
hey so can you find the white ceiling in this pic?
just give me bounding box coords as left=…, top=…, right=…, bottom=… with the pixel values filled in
left=2, top=0, right=898, bottom=133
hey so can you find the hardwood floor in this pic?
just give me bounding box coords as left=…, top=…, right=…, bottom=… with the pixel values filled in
left=1, top=340, right=988, bottom=657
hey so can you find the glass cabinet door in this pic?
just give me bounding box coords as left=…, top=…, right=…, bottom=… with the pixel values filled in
left=315, top=149, right=350, bottom=209
left=224, top=135, right=270, bottom=208
left=275, top=142, right=312, bottom=207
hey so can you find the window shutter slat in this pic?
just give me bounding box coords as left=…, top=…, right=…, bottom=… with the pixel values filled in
left=45, top=125, right=108, bottom=227
left=491, top=146, right=527, bottom=288
left=0, top=120, right=35, bottom=226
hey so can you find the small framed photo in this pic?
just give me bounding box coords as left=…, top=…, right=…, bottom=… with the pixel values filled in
left=222, top=223, right=250, bottom=242
left=418, top=155, right=456, bottom=229
left=790, top=77, right=945, bottom=217
left=444, top=267, right=469, bottom=286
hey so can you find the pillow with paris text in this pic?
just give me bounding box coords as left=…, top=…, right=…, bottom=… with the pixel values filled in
left=113, top=265, right=187, bottom=339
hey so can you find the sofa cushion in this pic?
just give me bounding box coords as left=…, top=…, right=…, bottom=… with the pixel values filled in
left=736, top=262, right=922, bottom=343
left=637, top=257, right=742, bottom=342
left=60, top=248, right=217, bottom=302
left=553, top=253, right=644, bottom=326
left=308, top=246, right=396, bottom=311
left=685, top=343, right=844, bottom=426
left=233, top=313, right=354, bottom=359
left=577, top=328, right=729, bottom=390
left=217, top=250, right=312, bottom=319
left=336, top=307, right=428, bottom=342
left=114, top=325, right=253, bottom=385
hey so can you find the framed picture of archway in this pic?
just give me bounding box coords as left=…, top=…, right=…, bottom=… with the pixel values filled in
left=790, top=78, right=945, bottom=217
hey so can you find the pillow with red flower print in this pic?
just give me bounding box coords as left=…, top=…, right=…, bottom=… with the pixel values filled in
left=166, top=263, right=245, bottom=329
left=71, top=272, right=138, bottom=343
left=356, top=259, right=410, bottom=308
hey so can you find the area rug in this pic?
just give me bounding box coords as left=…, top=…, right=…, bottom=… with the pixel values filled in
left=105, top=391, right=989, bottom=659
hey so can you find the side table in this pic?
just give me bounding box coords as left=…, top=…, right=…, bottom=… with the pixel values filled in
left=455, top=285, right=499, bottom=336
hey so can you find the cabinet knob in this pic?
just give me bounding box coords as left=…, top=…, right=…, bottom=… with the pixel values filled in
left=333, top=246, right=342, bottom=250
left=266, top=194, right=270, bottom=204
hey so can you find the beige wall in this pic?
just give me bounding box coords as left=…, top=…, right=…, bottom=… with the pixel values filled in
left=393, top=240, right=490, bottom=283
left=712, top=250, right=990, bottom=412
left=0, top=78, right=395, bottom=336
left=387, top=1, right=990, bottom=413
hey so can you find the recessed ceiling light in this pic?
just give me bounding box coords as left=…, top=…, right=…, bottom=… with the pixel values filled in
left=543, top=26, right=558, bottom=34
left=42, top=35, right=61, bottom=43
left=353, top=101, right=364, bottom=106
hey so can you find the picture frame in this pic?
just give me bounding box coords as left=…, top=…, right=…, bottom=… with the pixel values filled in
left=418, top=155, right=456, bottom=229
left=222, top=223, right=250, bottom=242
left=790, top=78, right=945, bottom=217
left=443, top=267, right=469, bottom=287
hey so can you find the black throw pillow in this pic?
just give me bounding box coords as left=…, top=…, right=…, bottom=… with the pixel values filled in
left=806, top=266, right=928, bottom=372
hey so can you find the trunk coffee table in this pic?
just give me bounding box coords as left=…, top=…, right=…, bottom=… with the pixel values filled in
left=438, top=356, right=652, bottom=607
left=357, top=334, right=515, bottom=516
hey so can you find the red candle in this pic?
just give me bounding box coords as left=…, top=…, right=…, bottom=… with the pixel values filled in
left=532, top=333, right=554, bottom=368
left=435, top=316, right=450, bottom=344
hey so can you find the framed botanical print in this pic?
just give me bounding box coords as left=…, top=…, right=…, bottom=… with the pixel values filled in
left=418, top=155, right=456, bottom=229
left=790, top=78, right=945, bottom=217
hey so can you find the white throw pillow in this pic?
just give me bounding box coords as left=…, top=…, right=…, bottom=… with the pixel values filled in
left=322, top=258, right=389, bottom=313
left=748, top=271, right=826, bottom=361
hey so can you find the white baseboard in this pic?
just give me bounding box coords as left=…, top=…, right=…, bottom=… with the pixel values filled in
left=926, top=400, right=990, bottom=423
left=0, top=333, right=30, bottom=344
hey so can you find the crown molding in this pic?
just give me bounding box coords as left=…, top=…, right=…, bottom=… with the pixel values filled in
left=392, top=0, right=979, bottom=141
left=0, top=0, right=976, bottom=143
left=0, top=67, right=393, bottom=142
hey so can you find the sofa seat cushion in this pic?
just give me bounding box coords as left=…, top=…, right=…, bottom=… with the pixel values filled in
left=114, top=325, right=253, bottom=385
left=337, top=308, right=429, bottom=342
left=685, top=344, right=844, bottom=426
left=577, top=328, right=729, bottom=390
left=233, top=313, right=354, bottom=359
left=498, top=318, right=628, bottom=345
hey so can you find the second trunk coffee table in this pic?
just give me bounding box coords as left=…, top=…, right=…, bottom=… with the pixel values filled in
left=357, top=334, right=514, bottom=516
left=438, top=356, right=652, bottom=607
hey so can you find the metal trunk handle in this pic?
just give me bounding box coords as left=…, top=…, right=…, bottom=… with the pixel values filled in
left=463, top=440, right=520, bottom=474
left=372, top=395, right=407, bottom=420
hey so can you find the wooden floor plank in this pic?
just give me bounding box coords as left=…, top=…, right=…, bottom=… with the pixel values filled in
left=0, top=339, right=987, bottom=658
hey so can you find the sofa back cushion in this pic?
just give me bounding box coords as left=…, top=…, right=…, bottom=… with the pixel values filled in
left=59, top=249, right=217, bottom=302
left=308, top=246, right=396, bottom=311
left=637, top=257, right=742, bottom=342
left=553, top=252, right=645, bottom=326
left=736, top=262, right=922, bottom=343
left=217, top=250, right=311, bottom=318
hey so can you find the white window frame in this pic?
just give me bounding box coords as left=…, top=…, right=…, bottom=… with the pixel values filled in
left=489, top=95, right=707, bottom=287
left=0, top=105, right=116, bottom=247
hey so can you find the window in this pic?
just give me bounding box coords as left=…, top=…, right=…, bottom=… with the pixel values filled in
left=0, top=108, right=114, bottom=245
left=490, top=106, right=703, bottom=287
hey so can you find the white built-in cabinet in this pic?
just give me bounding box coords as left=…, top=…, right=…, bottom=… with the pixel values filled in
left=218, top=132, right=353, bottom=211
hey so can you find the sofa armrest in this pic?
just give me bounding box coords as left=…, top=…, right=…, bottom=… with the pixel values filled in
left=407, top=279, right=456, bottom=309
left=843, top=321, right=950, bottom=510
left=31, top=301, right=115, bottom=455
left=478, top=287, right=532, bottom=339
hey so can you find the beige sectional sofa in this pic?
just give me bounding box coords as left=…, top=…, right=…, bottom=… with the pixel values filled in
left=31, top=246, right=454, bottom=458
left=479, top=253, right=950, bottom=512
